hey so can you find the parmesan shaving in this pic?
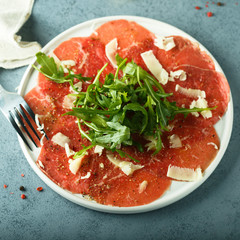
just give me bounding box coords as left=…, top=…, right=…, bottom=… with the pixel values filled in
left=69, top=156, right=84, bottom=175
left=207, top=142, right=218, bottom=150
left=141, top=50, right=169, bottom=85
left=35, top=114, right=45, bottom=145
left=106, top=153, right=143, bottom=176
left=139, top=180, right=148, bottom=193
left=70, top=81, right=83, bottom=93
left=39, top=132, right=46, bottom=146
left=167, top=165, right=203, bottom=181
left=61, top=60, right=76, bottom=73
left=35, top=114, right=44, bottom=131
left=190, top=96, right=212, bottom=119
left=105, top=38, right=118, bottom=68
left=52, top=132, right=70, bottom=148
left=48, top=52, right=75, bottom=73
left=48, top=52, right=61, bottom=68
left=94, top=145, right=104, bottom=156
left=38, top=160, right=44, bottom=169
left=175, top=84, right=206, bottom=98
left=154, top=36, right=176, bottom=51
left=64, top=143, right=75, bottom=157
left=169, top=134, right=182, bottom=148
left=169, top=70, right=187, bottom=82
left=144, top=135, right=157, bottom=151
left=80, top=172, right=91, bottom=179
left=62, top=95, right=76, bottom=109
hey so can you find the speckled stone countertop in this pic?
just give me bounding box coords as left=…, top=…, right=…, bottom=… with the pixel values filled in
left=0, top=0, right=240, bottom=239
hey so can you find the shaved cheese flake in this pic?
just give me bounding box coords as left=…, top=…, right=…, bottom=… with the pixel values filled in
left=52, top=132, right=70, bottom=148
left=35, top=114, right=44, bottom=131
left=69, top=156, right=85, bottom=175
left=107, top=153, right=143, bottom=176
left=94, top=145, right=104, bottom=156
left=39, top=132, right=46, bottom=146
left=38, top=160, right=44, bottom=169
left=99, top=163, right=104, bottom=169
left=139, top=180, right=148, bottom=193
left=169, top=134, right=182, bottom=148
left=34, top=114, right=46, bottom=145
left=154, top=36, right=176, bottom=51
left=64, top=143, right=75, bottom=157
left=70, top=81, right=83, bottom=93
left=61, top=60, right=76, bottom=73
left=167, top=165, right=203, bottom=181
left=144, top=135, right=157, bottom=151
left=169, top=70, right=187, bottom=82
left=49, top=51, right=61, bottom=68
left=141, top=50, right=169, bottom=85
left=48, top=52, right=75, bottom=73
left=63, top=95, right=76, bottom=109
left=190, top=96, right=212, bottom=119
left=207, top=142, right=218, bottom=150
left=175, top=84, right=206, bottom=98
left=81, top=172, right=91, bottom=179
left=105, top=38, right=118, bottom=68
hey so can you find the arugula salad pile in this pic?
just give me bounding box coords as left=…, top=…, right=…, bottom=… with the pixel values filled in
left=34, top=52, right=212, bottom=162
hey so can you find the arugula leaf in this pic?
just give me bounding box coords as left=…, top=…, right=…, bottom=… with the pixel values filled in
left=33, top=52, right=91, bottom=84
left=95, top=122, right=131, bottom=149
left=122, top=103, right=148, bottom=134
left=73, top=144, right=95, bottom=159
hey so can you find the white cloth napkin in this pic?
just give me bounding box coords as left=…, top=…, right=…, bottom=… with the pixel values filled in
left=0, top=0, right=41, bottom=69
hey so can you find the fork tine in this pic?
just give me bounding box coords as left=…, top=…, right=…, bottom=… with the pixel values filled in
left=18, top=104, right=41, bottom=141
left=14, top=107, right=38, bottom=148
left=8, top=111, right=32, bottom=151
left=21, top=101, right=35, bottom=120
left=20, top=102, right=49, bottom=140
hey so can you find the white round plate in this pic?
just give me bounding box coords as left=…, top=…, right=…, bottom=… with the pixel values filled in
left=18, top=16, right=233, bottom=214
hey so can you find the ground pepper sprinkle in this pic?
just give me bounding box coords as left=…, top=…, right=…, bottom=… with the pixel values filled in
left=36, top=187, right=43, bottom=191
left=3, top=184, right=7, bottom=189
left=207, top=12, right=213, bottom=17
left=217, top=2, right=223, bottom=6
left=19, top=186, right=25, bottom=191
left=21, top=194, right=26, bottom=199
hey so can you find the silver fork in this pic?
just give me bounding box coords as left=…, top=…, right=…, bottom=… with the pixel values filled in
left=0, top=84, right=48, bottom=151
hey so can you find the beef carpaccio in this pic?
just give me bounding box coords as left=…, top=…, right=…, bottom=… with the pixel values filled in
left=25, top=20, right=230, bottom=207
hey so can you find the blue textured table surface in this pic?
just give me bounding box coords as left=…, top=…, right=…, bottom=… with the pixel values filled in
left=0, top=0, right=240, bottom=239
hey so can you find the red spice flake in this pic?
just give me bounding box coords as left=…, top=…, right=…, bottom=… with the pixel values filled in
left=212, top=1, right=215, bottom=4
left=195, top=6, right=201, bottom=10
left=21, top=194, right=26, bottom=199
left=217, top=2, right=223, bottom=6
left=236, top=2, right=239, bottom=5
left=3, top=184, right=7, bottom=189
left=207, top=12, right=213, bottom=17
left=36, top=187, right=43, bottom=192
left=206, top=4, right=209, bottom=7
left=21, top=174, right=25, bottom=177
left=207, top=1, right=209, bottom=3
left=10, top=192, right=14, bottom=194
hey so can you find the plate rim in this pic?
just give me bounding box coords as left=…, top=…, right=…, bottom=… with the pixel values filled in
left=18, top=15, right=234, bottom=214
